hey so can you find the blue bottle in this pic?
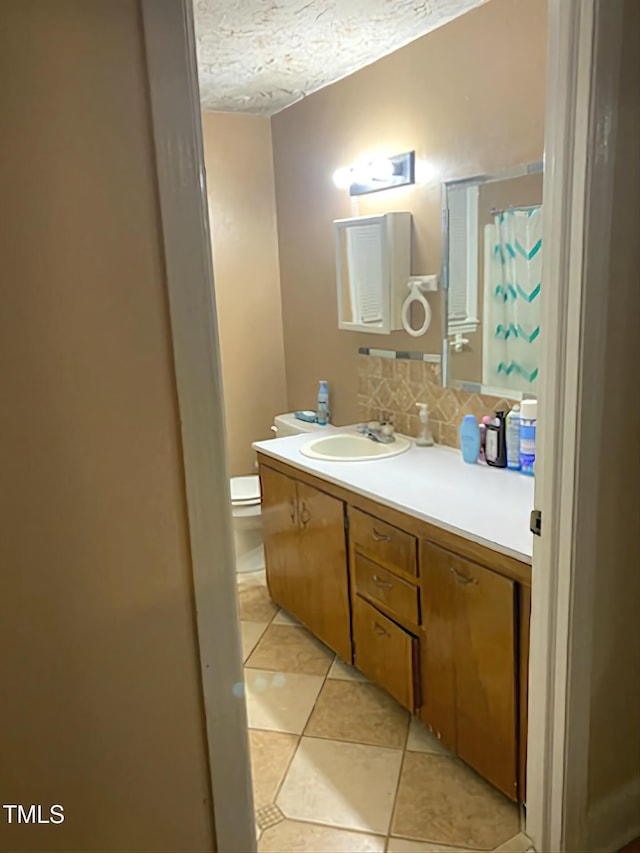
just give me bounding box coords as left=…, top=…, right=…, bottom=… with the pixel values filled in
left=459, top=415, right=481, bottom=464
left=316, top=380, right=330, bottom=426
left=519, top=399, right=537, bottom=476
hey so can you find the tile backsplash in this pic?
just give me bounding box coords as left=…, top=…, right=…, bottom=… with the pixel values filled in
left=357, top=352, right=514, bottom=448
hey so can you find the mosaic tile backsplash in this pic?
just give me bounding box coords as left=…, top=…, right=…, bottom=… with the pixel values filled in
left=357, top=352, right=515, bottom=449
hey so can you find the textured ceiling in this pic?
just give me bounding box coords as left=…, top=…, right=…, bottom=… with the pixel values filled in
left=194, top=0, right=486, bottom=116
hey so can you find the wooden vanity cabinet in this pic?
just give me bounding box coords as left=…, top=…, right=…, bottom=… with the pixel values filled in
left=258, top=454, right=531, bottom=802
left=420, top=541, right=518, bottom=800
left=259, top=464, right=351, bottom=660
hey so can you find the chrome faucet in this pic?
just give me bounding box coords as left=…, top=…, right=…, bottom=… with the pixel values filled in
left=357, top=416, right=396, bottom=444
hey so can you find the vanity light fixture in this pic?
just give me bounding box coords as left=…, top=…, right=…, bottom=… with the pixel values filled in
left=332, top=151, right=415, bottom=196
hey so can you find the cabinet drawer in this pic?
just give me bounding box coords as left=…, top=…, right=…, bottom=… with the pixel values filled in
left=354, top=553, right=419, bottom=627
left=350, top=508, right=417, bottom=578
left=353, top=596, right=418, bottom=711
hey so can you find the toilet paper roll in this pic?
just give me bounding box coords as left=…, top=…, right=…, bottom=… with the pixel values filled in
left=401, top=283, right=432, bottom=337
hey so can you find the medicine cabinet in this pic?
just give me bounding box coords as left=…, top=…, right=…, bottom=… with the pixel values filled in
left=334, top=212, right=411, bottom=334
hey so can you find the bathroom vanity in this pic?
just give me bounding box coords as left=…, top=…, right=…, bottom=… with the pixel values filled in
left=254, top=431, right=534, bottom=804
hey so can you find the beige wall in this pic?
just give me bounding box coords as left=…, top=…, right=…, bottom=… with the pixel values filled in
left=0, top=2, right=215, bottom=851
left=271, top=0, right=547, bottom=425
left=587, top=0, right=640, bottom=825
left=202, top=113, right=287, bottom=476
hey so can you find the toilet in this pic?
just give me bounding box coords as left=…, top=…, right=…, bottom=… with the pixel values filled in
left=230, top=413, right=326, bottom=574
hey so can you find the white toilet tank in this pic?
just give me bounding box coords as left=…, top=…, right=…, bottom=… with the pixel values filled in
left=232, top=414, right=325, bottom=574
left=272, top=413, right=327, bottom=438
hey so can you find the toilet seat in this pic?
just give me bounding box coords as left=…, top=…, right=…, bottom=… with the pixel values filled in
left=230, top=475, right=261, bottom=507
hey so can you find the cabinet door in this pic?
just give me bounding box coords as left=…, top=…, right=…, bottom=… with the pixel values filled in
left=260, top=466, right=303, bottom=620
left=353, top=596, right=418, bottom=711
left=297, top=481, right=351, bottom=660
left=422, top=542, right=518, bottom=799
left=419, top=547, right=457, bottom=751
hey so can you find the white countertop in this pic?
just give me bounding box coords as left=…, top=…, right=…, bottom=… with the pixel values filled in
left=253, top=427, right=535, bottom=564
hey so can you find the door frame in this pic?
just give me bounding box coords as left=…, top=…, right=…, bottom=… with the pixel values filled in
left=139, top=1, right=626, bottom=851
left=526, top=1, right=627, bottom=852
left=140, top=2, right=255, bottom=852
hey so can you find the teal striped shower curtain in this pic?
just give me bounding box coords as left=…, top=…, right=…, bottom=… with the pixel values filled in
left=483, top=206, right=542, bottom=392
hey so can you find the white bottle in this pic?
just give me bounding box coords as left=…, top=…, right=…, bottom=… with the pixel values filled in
left=519, top=399, right=537, bottom=476
left=415, top=403, right=434, bottom=447
left=506, top=405, right=521, bottom=470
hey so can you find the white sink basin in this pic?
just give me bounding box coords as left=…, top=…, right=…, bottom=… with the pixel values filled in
left=300, top=432, right=412, bottom=462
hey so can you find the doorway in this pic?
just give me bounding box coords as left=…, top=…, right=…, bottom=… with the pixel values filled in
left=141, top=0, right=639, bottom=851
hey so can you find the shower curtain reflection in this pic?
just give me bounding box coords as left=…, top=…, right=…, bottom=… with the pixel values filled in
left=483, top=206, right=543, bottom=392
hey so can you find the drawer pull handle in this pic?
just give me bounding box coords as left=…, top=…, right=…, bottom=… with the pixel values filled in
left=300, top=502, right=311, bottom=527
left=450, top=566, right=478, bottom=585
left=289, top=499, right=297, bottom=525
left=372, top=574, right=394, bottom=589
left=373, top=621, right=390, bottom=637
left=371, top=528, right=391, bottom=542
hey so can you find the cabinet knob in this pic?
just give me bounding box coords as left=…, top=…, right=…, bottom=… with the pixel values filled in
left=289, top=498, right=297, bottom=525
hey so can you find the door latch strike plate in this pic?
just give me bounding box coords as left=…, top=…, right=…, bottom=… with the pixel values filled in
left=530, top=509, right=542, bottom=536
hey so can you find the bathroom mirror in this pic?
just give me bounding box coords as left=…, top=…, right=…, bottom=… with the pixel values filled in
left=442, top=162, right=544, bottom=398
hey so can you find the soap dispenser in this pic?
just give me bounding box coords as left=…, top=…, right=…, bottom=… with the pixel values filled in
left=415, top=403, right=434, bottom=447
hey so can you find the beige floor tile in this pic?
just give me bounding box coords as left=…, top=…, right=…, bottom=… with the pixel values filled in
left=391, top=753, right=520, bottom=850
left=387, top=839, right=474, bottom=853
left=277, top=736, right=403, bottom=834
left=272, top=608, right=301, bottom=626
left=305, top=680, right=409, bottom=749
left=328, top=656, right=368, bottom=682
left=245, top=669, right=324, bottom=734
left=249, top=729, right=299, bottom=810
left=241, top=621, right=269, bottom=662
left=259, top=820, right=385, bottom=853
left=237, top=578, right=278, bottom=622
left=247, top=624, right=334, bottom=676
left=406, top=717, right=452, bottom=756
left=491, top=832, right=534, bottom=852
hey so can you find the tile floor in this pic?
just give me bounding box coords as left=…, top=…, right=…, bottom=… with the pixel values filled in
left=238, top=571, right=531, bottom=853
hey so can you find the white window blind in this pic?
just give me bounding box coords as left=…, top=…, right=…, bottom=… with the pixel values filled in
left=346, top=223, right=384, bottom=324
left=447, top=185, right=479, bottom=331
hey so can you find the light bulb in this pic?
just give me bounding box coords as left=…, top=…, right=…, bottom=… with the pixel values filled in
left=415, top=158, right=438, bottom=183
left=332, top=166, right=352, bottom=189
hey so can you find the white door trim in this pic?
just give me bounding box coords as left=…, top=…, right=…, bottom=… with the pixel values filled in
left=526, top=1, right=625, bottom=851
left=140, top=2, right=255, bottom=851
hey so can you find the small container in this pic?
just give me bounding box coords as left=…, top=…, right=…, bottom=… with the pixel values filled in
left=506, top=405, right=521, bottom=470
left=479, top=415, right=492, bottom=463
left=459, top=415, right=481, bottom=464
left=519, top=399, right=537, bottom=476
left=316, top=380, right=330, bottom=426
left=485, top=410, right=507, bottom=468
left=415, top=403, right=434, bottom=447
left=294, top=410, right=318, bottom=423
